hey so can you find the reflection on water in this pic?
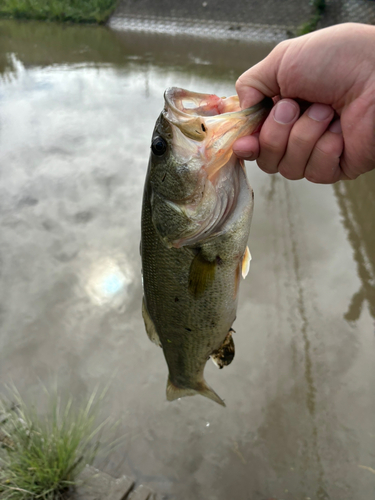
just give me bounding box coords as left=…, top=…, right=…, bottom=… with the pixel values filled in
left=334, top=173, right=375, bottom=323
left=84, top=256, right=133, bottom=307
left=0, top=19, right=274, bottom=82
left=0, top=19, right=374, bottom=500
left=284, top=182, right=328, bottom=500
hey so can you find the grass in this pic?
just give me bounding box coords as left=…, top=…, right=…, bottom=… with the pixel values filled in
left=297, top=0, right=326, bottom=35
left=0, top=386, right=119, bottom=500
left=0, top=0, right=118, bottom=24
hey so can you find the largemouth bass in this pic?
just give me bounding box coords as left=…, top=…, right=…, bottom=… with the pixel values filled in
left=141, top=88, right=271, bottom=406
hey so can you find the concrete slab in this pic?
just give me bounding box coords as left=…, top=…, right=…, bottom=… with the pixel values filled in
left=72, top=466, right=136, bottom=500
left=127, top=485, right=153, bottom=500
left=108, top=475, right=135, bottom=500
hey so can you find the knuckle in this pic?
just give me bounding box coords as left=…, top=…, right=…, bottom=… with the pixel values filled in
left=304, top=170, right=324, bottom=183
left=260, top=130, right=284, bottom=153
left=271, top=40, right=289, bottom=60
left=257, top=158, right=278, bottom=174
left=235, top=75, right=244, bottom=92
left=289, top=129, right=314, bottom=150
left=235, top=72, right=253, bottom=93
left=260, top=140, right=280, bottom=155
left=315, top=131, right=344, bottom=158
left=276, top=39, right=289, bottom=52
left=315, top=140, right=342, bottom=158
left=304, top=157, right=341, bottom=184
left=341, top=165, right=360, bottom=180
left=278, top=162, right=304, bottom=180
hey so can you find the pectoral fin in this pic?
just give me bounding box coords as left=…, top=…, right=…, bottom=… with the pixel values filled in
left=211, top=328, right=235, bottom=369
left=142, top=298, right=161, bottom=347
left=188, top=252, right=216, bottom=298
left=241, top=246, right=251, bottom=279
left=166, top=377, right=225, bottom=407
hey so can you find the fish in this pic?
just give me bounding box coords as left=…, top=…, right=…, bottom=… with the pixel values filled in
left=141, top=87, right=272, bottom=406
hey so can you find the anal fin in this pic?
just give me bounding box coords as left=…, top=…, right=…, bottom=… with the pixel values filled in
left=166, top=377, right=225, bottom=407
left=142, top=298, right=161, bottom=347
left=242, top=246, right=251, bottom=279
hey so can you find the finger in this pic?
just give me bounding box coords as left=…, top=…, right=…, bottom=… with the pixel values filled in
left=304, top=120, right=345, bottom=184
left=236, top=42, right=289, bottom=108
left=233, top=134, right=260, bottom=161
left=278, top=103, right=335, bottom=180
left=339, top=97, right=375, bottom=180
left=257, top=98, right=300, bottom=174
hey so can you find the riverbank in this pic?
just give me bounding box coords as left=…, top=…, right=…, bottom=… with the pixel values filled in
left=0, top=0, right=117, bottom=24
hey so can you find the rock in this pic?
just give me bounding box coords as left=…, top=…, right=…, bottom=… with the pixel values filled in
left=108, top=475, right=135, bottom=500
left=127, top=484, right=154, bottom=500
left=71, top=465, right=135, bottom=500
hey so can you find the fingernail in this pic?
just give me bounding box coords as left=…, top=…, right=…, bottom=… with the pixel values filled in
left=308, top=103, right=333, bottom=121
left=235, top=150, right=255, bottom=160
left=274, top=100, right=298, bottom=124
left=328, top=119, right=342, bottom=134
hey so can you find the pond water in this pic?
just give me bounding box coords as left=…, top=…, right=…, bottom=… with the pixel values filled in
left=0, top=19, right=374, bottom=500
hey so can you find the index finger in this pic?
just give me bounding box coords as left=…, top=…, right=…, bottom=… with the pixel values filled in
left=235, top=42, right=287, bottom=109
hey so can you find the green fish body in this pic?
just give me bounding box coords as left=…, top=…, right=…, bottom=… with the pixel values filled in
left=141, top=88, right=271, bottom=406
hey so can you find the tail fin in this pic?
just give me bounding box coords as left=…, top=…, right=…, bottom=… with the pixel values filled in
left=166, top=377, right=226, bottom=407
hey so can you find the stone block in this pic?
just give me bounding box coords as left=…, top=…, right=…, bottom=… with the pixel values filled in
left=108, top=474, right=135, bottom=500
left=127, top=484, right=154, bottom=500
left=72, top=465, right=135, bottom=500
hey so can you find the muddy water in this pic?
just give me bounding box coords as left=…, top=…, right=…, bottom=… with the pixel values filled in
left=0, top=20, right=374, bottom=500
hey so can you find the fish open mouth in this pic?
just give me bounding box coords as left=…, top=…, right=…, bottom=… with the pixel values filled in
left=164, top=87, right=243, bottom=117
left=163, top=87, right=272, bottom=178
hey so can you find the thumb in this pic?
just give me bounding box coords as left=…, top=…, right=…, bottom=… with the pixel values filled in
left=236, top=42, right=288, bottom=109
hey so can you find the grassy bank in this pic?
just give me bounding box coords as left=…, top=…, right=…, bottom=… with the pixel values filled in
left=0, top=387, right=119, bottom=499
left=297, top=0, right=326, bottom=35
left=0, top=0, right=118, bottom=24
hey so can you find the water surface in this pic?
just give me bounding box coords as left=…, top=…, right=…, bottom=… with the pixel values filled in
left=0, top=19, right=374, bottom=500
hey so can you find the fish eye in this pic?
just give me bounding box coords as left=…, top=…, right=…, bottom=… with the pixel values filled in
left=151, top=136, right=167, bottom=156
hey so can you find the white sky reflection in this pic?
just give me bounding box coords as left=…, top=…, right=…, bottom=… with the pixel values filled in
left=86, top=257, right=132, bottom=306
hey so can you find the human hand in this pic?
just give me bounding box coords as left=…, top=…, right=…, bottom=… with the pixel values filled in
left=233, top=23, right=375, bottom=183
